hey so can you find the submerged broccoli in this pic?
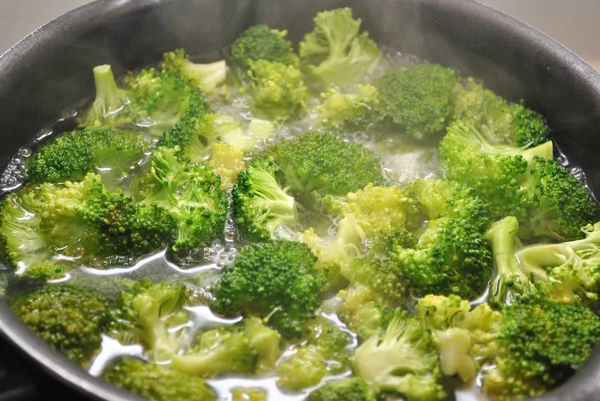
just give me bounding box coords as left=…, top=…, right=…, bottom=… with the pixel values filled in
left=452, top=77, right=549, bottom=147
left=11, top=284, right=111, bottom=365
left=276, top=316, right=353, bottom=390
left=316, top=84, right=381, bottom=131
left=110, top=279, right=193, bottom=363
left=212, top=241, right=327, bottom=338
left=306, top=378, right=376, bottom=401
left=441, top=119, right=595, bottom=240
left=27, top=128, right=149, bottom=185
left=268, top=132, right=384, bottom=201
left=244, top=60, right=308, bottom=122
left=135, top=147, right=228, bottom=259
left=299, top=8, right=382, bottom=86
left=162, top=49, right=226, bottom=95
left=375, top=64, right=458, bottom=140
left=243, top=316, right=282, bottom=374
left=172, top=327, right=258, bottom=377
left=103, top=357, right=216, bottom=401
left=231, top=157, right=298, bottom=242
left=482, top=300, right=600, bottom=401
left=230, top=25, right=299, bottom=69
left=352, top=311, right=447, bottom=401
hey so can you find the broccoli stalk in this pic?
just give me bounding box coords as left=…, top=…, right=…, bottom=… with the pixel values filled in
left=82, top=65, right=130, bottom=127
left=162, top=49, right=226, bottom=95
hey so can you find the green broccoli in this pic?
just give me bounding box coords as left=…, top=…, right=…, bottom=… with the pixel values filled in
left=162, top=49, right=226, bottom=95
left=416, top=295, right=502, bottom=383
left=27, top=128, right=149, bottom=185
left=352, top=311, right=448, bottom=401
left=306, top=378, right=377, bottom=401
left=110, top=279, right=193, bottom=363
left=244, top=59, right=308, bottom=122
left=276, top=316, right=353, bottom=391
left=10, top=284, right=111, bottom=365
left=316, top=84, right=381, bottom=131
left=20, top=260, right=67, bottom=281
left=172, top=327, right=258, bottom=377
left=103, top=357, right=216, bottom=401
left=79, top=65, right=131, bottom=128
left=209, top=142, right=246, bottom=190
left=482, top=300, right=600, bottom=401
left=268, top=132, right=385, bottom=201
left=230, top=25, right=299, bottom=69
left=243, top=316, right=282, bottom=374
left=231, top=388, right=268, bottom=401
left=452, top=77, right=549, bottom=147
left=299, top=8, right=382, bottom=86
left=231, top=157, right=298, bottom=242
left=135, top=147, right=228, bottom=259
left=211, top=241, right=327, bottom=338
left=375, top=64, right=458, bottom=140
left=441, top=120, right=595, bottom=240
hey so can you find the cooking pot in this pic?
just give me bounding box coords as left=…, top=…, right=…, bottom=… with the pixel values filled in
left=1, top=0, right=600, bottom=400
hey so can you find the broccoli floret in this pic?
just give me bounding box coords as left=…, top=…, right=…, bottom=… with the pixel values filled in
left=416, top=295, right=502, bottom=383
left=136, top=147, right=228, bottom=259
left=27, top=128, right=149, bottom=185
left=387, top=179, right=493, bottom=299
left=209, top=142, right=245, bottom=190
left=20, top=260, right=67, bottom=281
left=375, top=64, right=458, bottom=140
left=337, top=285, right=385, bottom=341
left=316, top=84, right=381, bottom=131
left=231, top=388, right=267, bottom=401
left=162, top=49, right=226, bottom=95
left=232, top=158, right=298, bottom=242
left=11, top=284, right=111, bottom=365
left=243, top=316, right=282, bottom=374
left=230, top=25, right=299, bottom=69
left=299, top=8, right=382, bottom=86
left=452, top=77, right=549, bottom=147
left=482, top=300, right=600, bottom=400
left=268, top=132, right=384, bottom=200
left=276, top=316, right=353, bottom=391
left=441, top=120, right=595, bottom=240
left=298, top=215, right=366, bottom=289
left=244, top=60, right=308, bottom=122
left=306, top=378, right=376, bottom=401
left=323, top=183, right=423, bottom=240
left=352, top=312, right=447, bottom=401
left=103, top=358, right=216, bottom=401
left=80, top=65, right=131, bottom=128
left=110, top=279, right=193, bottom=363
left=211, top=241, right=327, bottom=338
left=172, top=327, right=258, bottom=377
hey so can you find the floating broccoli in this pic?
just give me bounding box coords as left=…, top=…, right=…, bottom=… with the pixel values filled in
left=230, top=25, right=299, bottom=69
left=162, top=49, right=226, bottom=95
left=316, top=84, right=381, bottom=131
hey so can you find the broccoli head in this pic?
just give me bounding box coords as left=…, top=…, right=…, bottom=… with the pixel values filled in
left=209, top=142, right=245, bottom=190
left=232, top=157, right=298, bottom=242
left=306, top=378, right=376, bottom=401
left=27, top=128, right=149, bottom=185
left=276, top=316, right=353, bottom=391
left=316, top=84, right=381, bottom=131
left=268, top=132, right=384, bottom=200
left=243, top=316, right=282, bottom=374
left=231, top=388, right=268, bottom=401
left=352, top=311, right=448, bottom=401
left=482, top=300, right=600, bottom=400
left=244, top=60, right=308, bottom=122
left=230, top=25, right=299, bottom=69
left=451, top=77, right=549, bottom=147
left=375, top=64, right=458, bottom=140
left=11, top=284, right=111, bottom=365
left=172, top=327, right=258, bottom=377
left=211, top=241, right=327, bottom=338
left=299, top=8, right=382, bottom=86
left=103, top=357, right=216, bottom=401
left=162, top=49, right=226, bottom=95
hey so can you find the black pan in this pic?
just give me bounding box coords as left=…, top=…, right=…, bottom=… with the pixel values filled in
left=1, top=0, right=599, bottom=400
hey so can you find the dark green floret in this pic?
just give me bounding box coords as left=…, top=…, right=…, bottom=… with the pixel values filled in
left=10, top=284, right=111, bottom=366
left=306, top=378, right=376, bottom=401
left=212, top=241, right=327, bottom=338
left=230, top=25, right=299, bottom=69
left=375, top=64, right=458, bottom=140
left=27, top=128, right=149, bottom=184
left=103, top=357, right=216, bottom=401
left=268, top=131, right=384, bottom=200
left=231, top=157, right=298, bottom=242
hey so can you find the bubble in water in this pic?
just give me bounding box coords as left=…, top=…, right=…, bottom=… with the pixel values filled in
left=18, top=147, right=31, bottom=158
left=35, top=128, right=53, bottom=141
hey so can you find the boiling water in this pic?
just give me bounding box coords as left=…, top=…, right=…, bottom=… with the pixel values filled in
left=0, top=49, right=591, bottom=401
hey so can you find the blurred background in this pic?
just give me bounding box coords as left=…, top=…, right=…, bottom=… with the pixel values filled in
left=1, top=0, right=599, bottom=70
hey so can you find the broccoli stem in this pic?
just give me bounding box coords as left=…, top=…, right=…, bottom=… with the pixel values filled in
left=485, top=216, right=535, bottom=305
left=521, top=140, right=553, bottom=162
left=90, top=65, right=129, bottom=119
